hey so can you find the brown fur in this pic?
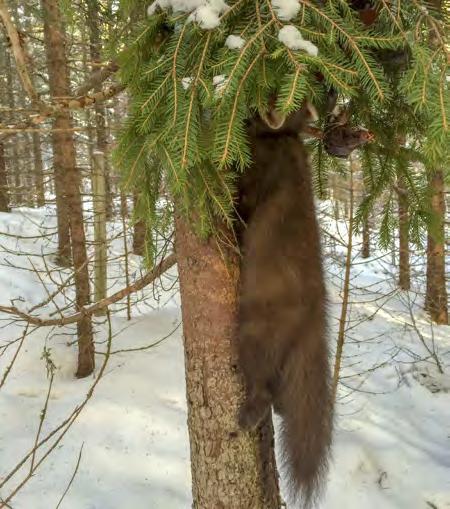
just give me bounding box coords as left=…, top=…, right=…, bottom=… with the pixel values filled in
left=237, top=106, right=333, bottom=507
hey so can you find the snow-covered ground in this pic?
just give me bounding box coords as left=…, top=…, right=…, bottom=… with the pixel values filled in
left=0, top=205, right=449, bottom=509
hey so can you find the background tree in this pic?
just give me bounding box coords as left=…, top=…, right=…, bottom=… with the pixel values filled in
left=41, top=0, right=95, bottom=377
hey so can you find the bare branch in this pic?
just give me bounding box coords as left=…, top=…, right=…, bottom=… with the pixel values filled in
left=0, top=253, right=177, bottom=327
left=0, top=324, right=29, bottom=389
left=43, top=82, right=126, bottom=116
left=0, top=82, right=125, bottom=141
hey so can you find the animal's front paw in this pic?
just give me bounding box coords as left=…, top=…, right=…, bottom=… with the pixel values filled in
left=238, top=399, right=269, bottom=430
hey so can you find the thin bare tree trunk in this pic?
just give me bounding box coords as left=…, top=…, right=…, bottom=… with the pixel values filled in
left=41, top=1, right=71, bottom=265
left=20, top=1, right=45, bottom=207
left=425, top=170, right=448, bottom=324
left=42, top=0, right=95, bottom=377
left=361, top=215, right=370, bottom=258
left=21, top=139, right=35, bottom=208
left=132, top=192, right=146, bottom=256
left=32, top=131, right=45, bottom=206
left=5, top=49, right=22, bottom=207
left=119, top=191, right=132, bottom=320
left=175, top=214, right=280, bottom=509
left=332, top=159, right=355, bottom=400
left=397, top=175, right=410, bottom=290
left=87, top=0, right=113, bottom=219
left=92, top=151, right=107, bottom=312
left=0, top=143, right=10, bottom=212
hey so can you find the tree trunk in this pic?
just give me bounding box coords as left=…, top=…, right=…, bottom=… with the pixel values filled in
left=425, top=170, right=448, bottom=324
left=21, top=1, right=45, bottom=207
left=132, top=193, right=146, bottom=256
left=361, top=214, right=370, bottom=258
left=5, top=49, right=22, bottom=207
left=87, top=0, right=113, bottom=220
left=0, top=143, right=10, bottom=212
left=92, top=151, right=107, bottom=312
left=32, top=131, right=45, bottom=207
left=41, top=1, right=71, bottom=265
left=119, top=191, right=132, bottom=320
left=42, top=0, right=95, bottom=376
left=397, top=176, right=410, bottom=290
left=333, top=158, right=355, bottom=400
left=175, top=214, right=280, bottom=509
left=22, top=134, right=36, bottom=208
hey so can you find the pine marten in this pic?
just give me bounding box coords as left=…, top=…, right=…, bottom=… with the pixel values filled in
left=237, top=103, right=333, bottom=507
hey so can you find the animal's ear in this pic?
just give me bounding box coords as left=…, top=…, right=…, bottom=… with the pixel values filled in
left=303, top=102, right=319, bottom=123
left=260, top=101, right=317, bottom=130
left=260, top=108, right=286, bottom=130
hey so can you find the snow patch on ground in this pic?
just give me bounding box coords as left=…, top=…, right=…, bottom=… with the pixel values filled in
left=0, top=205, right=449, bottom=508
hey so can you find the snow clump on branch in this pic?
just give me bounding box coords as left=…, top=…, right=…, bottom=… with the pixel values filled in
left=181, top=77, right=193, bottom=90
left=147, top=0, right=228, bottom=29
left=225, top=35, right=245, bottom=49
left=272, top=0, right=300, bottom=21
left=278, top=25, right=318, bottom=56
left=213, top=74, right=228, bottom=95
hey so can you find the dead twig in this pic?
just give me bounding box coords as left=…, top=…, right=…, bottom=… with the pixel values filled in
left=55, top=443, right=84, bottom=509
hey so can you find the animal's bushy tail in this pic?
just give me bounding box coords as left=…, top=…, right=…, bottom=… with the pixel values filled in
left=277, top=337, right=333, bottom=507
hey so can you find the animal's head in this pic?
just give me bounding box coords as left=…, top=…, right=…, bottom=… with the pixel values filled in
left=248, top=96, right=318, bottom=137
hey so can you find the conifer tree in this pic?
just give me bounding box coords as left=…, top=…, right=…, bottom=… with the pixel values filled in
left=115, top=1, right=449, bottom=505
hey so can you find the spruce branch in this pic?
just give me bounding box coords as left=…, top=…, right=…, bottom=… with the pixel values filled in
left=299, top=0, right=387, bottom=101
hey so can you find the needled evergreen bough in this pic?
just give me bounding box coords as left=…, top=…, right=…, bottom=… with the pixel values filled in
left=114, top=0, right=448, bottom=252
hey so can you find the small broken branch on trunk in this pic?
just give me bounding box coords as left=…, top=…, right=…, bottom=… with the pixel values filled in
left=44, top=82, right=125, bottom=115
left=74, top=61, right=119, bottom=96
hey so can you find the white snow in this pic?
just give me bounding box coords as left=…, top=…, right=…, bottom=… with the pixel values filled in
left=148, top=0, right=203, bottom=16
left=148, top=0, right=228, bottom=29
left=187, top=4, right=220, bottom=29
left=278, top=25, right=319, bottom=56
left=181, top=76, right=193, bottom=90
left=0, top=204, right=449, bottom=508
left=213, top=74, right=228, bottom=96
left=225, top=34, right=245, bottom=50
left=213, top=74, right=226, bottom=86
left=271, top=0, right=300, bottom=21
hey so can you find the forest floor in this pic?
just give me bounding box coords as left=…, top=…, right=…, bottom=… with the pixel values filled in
left=0, top=204, right=449, bottom=509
